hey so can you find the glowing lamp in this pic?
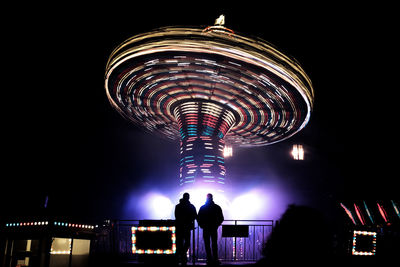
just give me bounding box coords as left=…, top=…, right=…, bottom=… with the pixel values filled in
left=230, top=190, right=270, bottom=220
left=223, top=146, right=233, bottom=158
left=144, top=193, right=174, bottom=219
left=291, top=144, right=304, bottom=160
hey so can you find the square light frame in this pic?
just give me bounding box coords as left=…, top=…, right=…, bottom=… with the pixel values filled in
left=352, top=230, right=377, bottom=256
left=131, top=226, right=176, bottom=254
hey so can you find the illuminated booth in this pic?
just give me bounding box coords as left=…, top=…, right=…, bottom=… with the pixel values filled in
left=1, top=219, right=97, bottom=267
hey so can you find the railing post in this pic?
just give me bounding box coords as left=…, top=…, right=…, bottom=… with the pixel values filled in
left=192, top=224, right=196, bottom=265
left=253, top=225, right=256, bottom=260
left=234, top=220, right=237, bottom=261
left=196, top=224, right=200, bottom=264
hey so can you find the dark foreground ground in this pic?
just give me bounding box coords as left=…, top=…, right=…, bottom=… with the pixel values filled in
left=109, top=256, right=392, bottom=267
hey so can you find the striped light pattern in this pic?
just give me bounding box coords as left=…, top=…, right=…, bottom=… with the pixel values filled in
left=5, top=221, right=49, bottom=227
left=105, top=26, right=313, bottom=146
left=291, top=144, right=304, bottom=160
left=131, top=226, right=176, bottom=254
left=175, top=101, right=235, bottom=191
left=352, top=230, right=377, bottom=256
left=105, top=25, right=314, bottom=189
left=4, top=221, right=96, bottom=229
left=53, top=221, right=96, bottom=229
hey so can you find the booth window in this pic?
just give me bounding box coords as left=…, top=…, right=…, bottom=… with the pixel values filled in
left=49, top=238, right=91, bottom=267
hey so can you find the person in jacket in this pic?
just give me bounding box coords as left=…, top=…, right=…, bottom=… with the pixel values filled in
left=174, top=192, right=197, bottom=266
left=197, top=193, right=224, bottom=265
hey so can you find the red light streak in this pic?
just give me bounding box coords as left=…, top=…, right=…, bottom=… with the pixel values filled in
left=377, top=202, right=388, bottom=223
left=340, top=203, right=356, bottom=225
left=354, top=203, right=365, bottom=225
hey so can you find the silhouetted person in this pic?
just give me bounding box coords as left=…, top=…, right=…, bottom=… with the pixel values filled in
left=197, top=193, right=224, bottom=265
left=174, top=192, right=197, bottom=266
left=258, top=204, right=332, bottom=266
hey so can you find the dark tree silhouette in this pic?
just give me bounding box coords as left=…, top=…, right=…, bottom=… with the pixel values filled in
left=258, top=204, right=332, bottom=266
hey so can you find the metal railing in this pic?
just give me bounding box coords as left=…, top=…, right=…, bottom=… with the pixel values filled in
left=110, top=219, right=274, bottom=264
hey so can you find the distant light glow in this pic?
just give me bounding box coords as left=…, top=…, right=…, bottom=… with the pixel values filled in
left=126, top=180, right=292, bottom=221
left=230, top=191, right=267, bottom=219
left=223, top=146, right=233, bottom=158
left=148, top=194, right=174, bottom=219
left=214, top=14, right=225, bottom=26
left=291, top=144, right=304, bottom=160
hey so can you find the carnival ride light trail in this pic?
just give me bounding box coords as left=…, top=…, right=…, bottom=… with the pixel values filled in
left=105, top=18, right=314, bottom=192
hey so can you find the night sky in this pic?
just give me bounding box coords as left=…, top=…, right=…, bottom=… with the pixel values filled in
left=2, top=3, right=398, bottom=222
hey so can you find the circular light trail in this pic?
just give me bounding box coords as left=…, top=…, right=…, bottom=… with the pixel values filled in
left=105, top=23, right=314, bottom=191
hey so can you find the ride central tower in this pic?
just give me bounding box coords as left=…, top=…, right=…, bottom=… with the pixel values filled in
left=175, top=101, right=236, bottom=192
left=104, top=16, right=314, bottom=194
